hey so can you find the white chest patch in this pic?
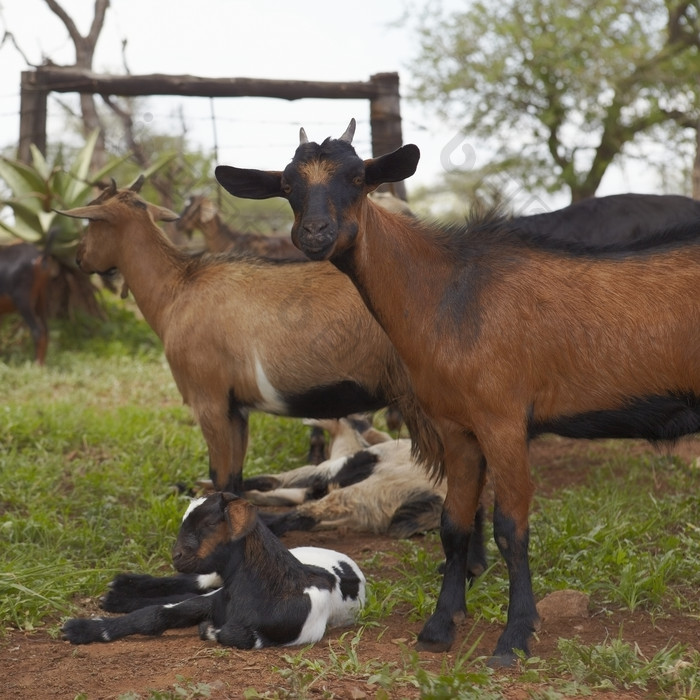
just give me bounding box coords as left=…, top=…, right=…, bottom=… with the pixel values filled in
left=254, top=355, right=288, bottom=413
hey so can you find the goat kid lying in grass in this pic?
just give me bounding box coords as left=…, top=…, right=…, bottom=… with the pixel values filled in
left=62, top=492, right=365, bottom=648
left=244, top=417, right=447, bottom=539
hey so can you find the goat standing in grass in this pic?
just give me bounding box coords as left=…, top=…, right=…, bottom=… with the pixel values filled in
left=56, top=178, right=423, bottom=494
left=62, top=492, right=365, bottom=647
left=0, top=237, right=56, bottom=364
left=214, top=119, right=700, bottom=666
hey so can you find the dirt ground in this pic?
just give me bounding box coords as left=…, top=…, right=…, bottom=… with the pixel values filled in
left=2, top=436, right=699, bottom=700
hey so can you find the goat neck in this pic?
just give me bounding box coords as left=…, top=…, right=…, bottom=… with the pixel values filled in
left=113, top=227, right=186, bottom=337
left=334, top=200, right=454, bottom=380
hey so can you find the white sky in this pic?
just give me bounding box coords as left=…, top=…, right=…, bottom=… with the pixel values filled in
left=0, top=0, right=673, bottom=213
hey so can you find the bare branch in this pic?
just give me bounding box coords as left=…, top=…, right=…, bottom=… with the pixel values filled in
left=86, top=0, right=110, bottom=48
left=101, top=94, right=146, bottom=165
left=43, top=0, right=82, bottom=49
left=44, top=0, right=109, bottom=65
left=1, top=30, right=36, bottom=66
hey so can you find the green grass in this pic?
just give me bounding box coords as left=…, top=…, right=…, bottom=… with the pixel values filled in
left=2, top=301, right=700, bottom=698
left=0, top=301, right=312, bottom=633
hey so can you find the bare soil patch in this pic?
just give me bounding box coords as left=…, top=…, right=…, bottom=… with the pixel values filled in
left=2, top=436, right=699, bottom=699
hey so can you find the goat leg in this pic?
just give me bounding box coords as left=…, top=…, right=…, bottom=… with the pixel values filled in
left=201, top=619, right=258, bottom=649
left=100, top=572, right=222, bottom=612
left=63, top=593, right=218, bottom=644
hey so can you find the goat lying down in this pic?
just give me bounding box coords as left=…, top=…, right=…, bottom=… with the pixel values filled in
left=244, top=418, right=447, bottom=539
left=62, top=493, right=365, bottom=648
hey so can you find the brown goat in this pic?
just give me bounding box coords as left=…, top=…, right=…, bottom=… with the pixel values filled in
left=214, top=119, right=700, bottom=666
left=56, top=178, right=425, bottom=495
left=0, top=239, right=56, bottom=364
left=175, top=194, right=307, bottom=260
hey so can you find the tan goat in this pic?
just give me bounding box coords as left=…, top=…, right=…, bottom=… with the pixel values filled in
left=175, top=194, right=307, bottom=260
left=56, top=178, right=428, bottom=494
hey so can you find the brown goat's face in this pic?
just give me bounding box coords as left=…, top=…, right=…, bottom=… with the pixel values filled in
left=74, top=218, right=120, bottom=276
left=58, top=190, right=179, bottom=276
left=283, top=140, right=367, bottom=261
left=214, top=118, right=421, bottom=261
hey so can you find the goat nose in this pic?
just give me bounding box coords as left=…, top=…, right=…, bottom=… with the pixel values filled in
left=302, top=219, right=329, bottom=235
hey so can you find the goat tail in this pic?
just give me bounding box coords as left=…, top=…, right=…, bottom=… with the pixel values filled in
left=403, top=400, right=445, bottom=482
left=386, top=356, right=445, bottom=481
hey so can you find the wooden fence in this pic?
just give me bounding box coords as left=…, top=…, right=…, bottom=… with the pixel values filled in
left=18, top=68, right=406, bottom=197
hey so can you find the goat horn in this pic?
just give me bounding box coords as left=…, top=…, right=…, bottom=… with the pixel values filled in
left=130, top=174, right=146, bottom=192
left=91, top=177, right=117, bottom=203
left=299, top=127, right=309, bottom=145
left=339, top=118, right=356, bottom=144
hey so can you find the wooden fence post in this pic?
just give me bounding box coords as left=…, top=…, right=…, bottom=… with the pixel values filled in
left=18, top=71, right=48, bottom=163
left=368, top=72, right=407, bottom=200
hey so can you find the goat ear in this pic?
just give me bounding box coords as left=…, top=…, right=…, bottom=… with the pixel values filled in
left=200, top=199, right=217, bottom=224
left=364, top=145, right=420, bottom=189
left=54, top=205, right=111, bottom=222
left=222, top=494, right=258, bottom=540
left=148, top=204, right=180, bottom=223
left=215, top=165, right=284, bottom=200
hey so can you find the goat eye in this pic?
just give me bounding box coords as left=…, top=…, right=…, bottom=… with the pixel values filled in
left=352, top=176, right=363, bottom=187
left=282, top=183, right=292, bottom=195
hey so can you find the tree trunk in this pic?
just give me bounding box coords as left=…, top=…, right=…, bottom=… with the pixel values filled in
left=693, top=123, right=700, bottom=200
left=45, top=0, right=110, bottom=168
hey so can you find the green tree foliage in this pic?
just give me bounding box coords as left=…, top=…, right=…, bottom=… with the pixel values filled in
left=408, top=0, right=700, bottom=201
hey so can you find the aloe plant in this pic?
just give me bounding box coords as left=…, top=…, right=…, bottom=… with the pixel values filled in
left=0, top=132, right=175, bottom=319
left=0, top=131, right=176, bottom=257
left=0, top=132, right=124, bottom=253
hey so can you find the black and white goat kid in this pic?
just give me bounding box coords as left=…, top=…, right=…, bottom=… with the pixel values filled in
left=61, top=493, right=365, bottom=648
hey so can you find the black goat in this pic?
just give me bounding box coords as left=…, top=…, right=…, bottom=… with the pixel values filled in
left=511, top=192, right=700, bottom=246
left=62, top=493, right=365, bottom=648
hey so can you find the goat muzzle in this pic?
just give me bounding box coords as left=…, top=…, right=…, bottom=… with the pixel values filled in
left=295, top=220, right=336, bottom=260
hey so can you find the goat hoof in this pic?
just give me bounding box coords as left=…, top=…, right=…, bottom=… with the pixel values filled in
left=416, top=611, right=456, bottom=653
left=198, top=621, right=218, bottom=641
left=486, top=652, right=519, bottom=669
left=415, top=638, right=453, bottom=653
